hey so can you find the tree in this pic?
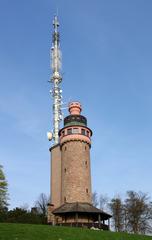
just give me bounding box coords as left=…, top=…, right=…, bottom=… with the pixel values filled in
left=109, top=197, right=124, bottom=232
left=92, top=191, right=98, bottom=207
left=0, top=165, right=8, bottom=211
left=35, top=193, right=49, bottom=218
left=99, top=194, right=109, bottom=211
left=125, top=191, right=152, bottom=234
left=5, top=207, right=44, bottom=224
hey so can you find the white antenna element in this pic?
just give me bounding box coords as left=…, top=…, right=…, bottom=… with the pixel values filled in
left=47, top=132, right=53, bottom=141
left=49, top=16, right=63, bottom=144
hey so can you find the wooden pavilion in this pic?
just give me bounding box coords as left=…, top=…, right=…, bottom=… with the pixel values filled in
left=51, top=202, right=112, bottom=230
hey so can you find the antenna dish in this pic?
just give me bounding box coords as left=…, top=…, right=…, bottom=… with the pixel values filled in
left=47, top=132, right=53, bottom=141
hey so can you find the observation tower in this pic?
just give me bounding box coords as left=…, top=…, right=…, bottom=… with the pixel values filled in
left=47, top=16, right=111, bottom=229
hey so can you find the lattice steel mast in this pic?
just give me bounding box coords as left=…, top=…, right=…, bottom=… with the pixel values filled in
left=48, top=16, right=63, bottom=144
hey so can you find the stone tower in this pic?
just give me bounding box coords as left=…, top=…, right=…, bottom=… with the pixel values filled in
left=59, top=102, right=92, bottom=204
left=48, top=101, right=111, bottom=228
left=49, top=101, right=92, bottom=209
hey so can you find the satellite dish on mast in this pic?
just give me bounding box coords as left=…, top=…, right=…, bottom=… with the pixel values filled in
left=47, top=132, right=53, bottom=141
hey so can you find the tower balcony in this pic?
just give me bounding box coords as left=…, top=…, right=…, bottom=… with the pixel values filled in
left=59, top=126, right=92, bottom=146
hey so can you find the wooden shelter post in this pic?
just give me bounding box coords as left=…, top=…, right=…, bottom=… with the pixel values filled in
left=98, top=214, right=101, bottom=228
left=75, top=213, right=78, bottom=225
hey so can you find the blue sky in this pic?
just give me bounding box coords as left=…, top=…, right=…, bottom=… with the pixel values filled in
left=0, top=0, right=152, bottom=209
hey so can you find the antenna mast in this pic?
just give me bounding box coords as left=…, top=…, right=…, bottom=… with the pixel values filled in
left=48, top=16, right=63, bottom=144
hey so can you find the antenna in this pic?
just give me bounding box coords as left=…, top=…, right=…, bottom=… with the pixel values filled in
left=56, top=7, right=59, bottom=17
left=48, top=15, right=63, bottom=144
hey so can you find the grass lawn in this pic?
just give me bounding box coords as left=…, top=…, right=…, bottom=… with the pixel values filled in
left=0, top=223, right=152, bottom=240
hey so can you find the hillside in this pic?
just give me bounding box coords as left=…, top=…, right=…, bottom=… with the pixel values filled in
left=0, top=223, right=152, bottom=240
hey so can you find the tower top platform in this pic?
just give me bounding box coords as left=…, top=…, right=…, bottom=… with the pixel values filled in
left=69, top=102, right=82, bottom=115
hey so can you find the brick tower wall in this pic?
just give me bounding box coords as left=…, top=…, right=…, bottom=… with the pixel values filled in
left=61, top=140, right=92, bottom=204
left=50, top=145, right=61, bottom=208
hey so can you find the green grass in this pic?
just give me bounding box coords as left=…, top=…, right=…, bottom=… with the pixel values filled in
left=0, top=223, right=152, bottom=240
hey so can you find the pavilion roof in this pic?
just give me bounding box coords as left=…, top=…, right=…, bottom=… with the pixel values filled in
left=52, top=202, right=112, bottom=219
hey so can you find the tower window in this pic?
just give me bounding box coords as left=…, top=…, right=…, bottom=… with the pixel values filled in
left=86, top=131, right=89, bottom=137
left=85, top=146, right=87, bottom=150
left=67, top=128, right=72, bottom=135
left=86, top=188, right=88, bottom=193
left=64, top=197, right=66, bottom=203
left=64, top=146, right=67, bottom=151
left=85, top=161, right=87, bottom=165
left=72, top=128, right=79, bottom=134
left=81, top=129, right=85, bottom=135
left=64, top=168, right=66, bottom=173
left=76, top=116, right=80, bottom=120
